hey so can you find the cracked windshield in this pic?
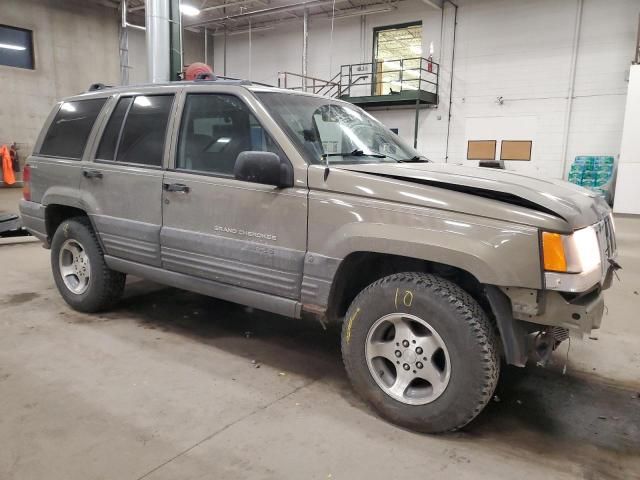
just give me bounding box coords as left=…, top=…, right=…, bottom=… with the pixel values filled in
left=257, top=92, right=424, bottom=165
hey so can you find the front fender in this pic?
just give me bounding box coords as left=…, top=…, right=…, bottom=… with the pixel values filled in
left=320, top=220, right=541, bottom=288
left=302, top=188, right=543, bottom=309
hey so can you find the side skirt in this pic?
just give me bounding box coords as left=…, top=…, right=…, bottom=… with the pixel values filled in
left=105, top=255, right=302, bottom=319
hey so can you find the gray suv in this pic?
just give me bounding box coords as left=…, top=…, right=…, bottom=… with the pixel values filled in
left=19, top=80, right=617, bottom=433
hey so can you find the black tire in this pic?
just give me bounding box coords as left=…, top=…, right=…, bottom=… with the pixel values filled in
left=341, top=272, right=500, bottom=433
left=50, top=216, right=126, bottom=313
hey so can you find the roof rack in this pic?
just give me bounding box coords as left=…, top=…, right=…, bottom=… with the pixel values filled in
left=202, top=75, right=275, bottom=88
left=85, top=77, right=276, bottom=92
left=88, top=83, right=113, bottom=92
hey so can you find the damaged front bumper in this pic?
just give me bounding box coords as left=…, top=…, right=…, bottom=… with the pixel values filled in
left=486, top=265, right=615, bottom=367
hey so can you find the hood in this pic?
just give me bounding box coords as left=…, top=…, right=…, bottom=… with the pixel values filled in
left=337, top=162, right=610, bottom=230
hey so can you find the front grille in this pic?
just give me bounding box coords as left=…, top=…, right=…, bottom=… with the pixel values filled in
left=594, top=215, right=617, bottom=279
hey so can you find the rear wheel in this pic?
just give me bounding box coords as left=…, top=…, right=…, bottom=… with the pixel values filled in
left=51, top=216, right=126, bottom=312
left=341, top=272, right=499, bottom=433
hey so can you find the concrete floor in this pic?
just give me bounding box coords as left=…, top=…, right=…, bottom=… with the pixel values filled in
left=0, top=217, right=639, bottom=480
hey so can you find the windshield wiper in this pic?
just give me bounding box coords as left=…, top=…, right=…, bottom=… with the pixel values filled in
left=321, top=149, right=386, bottom=159
left=397, top=156, right=430, bottom=163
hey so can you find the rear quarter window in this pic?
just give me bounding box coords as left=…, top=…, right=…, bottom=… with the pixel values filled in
left=39, top=98, right=106, bottom=159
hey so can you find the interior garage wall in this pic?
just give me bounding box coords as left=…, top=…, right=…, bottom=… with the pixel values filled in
left=0, top=0, right=121, bottom=160
left=212, top=0, right=639, bottom=180
left=0, top=0, right=209, bottom=163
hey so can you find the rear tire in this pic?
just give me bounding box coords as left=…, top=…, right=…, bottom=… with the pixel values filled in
left=51, top=216, right=126, bottom=313
left=341, top=272, right=499, bottom=433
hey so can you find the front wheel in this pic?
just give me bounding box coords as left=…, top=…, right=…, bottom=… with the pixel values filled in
left=51, top=216, right=126, bottom=313
left=341, top=272, right=500, bottom=433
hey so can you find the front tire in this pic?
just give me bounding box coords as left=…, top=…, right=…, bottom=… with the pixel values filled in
left=341, top=272, right=499, bottom=433
left=51, top=216, right=126, bottom=313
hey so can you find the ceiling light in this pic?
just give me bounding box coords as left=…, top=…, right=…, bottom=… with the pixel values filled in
left=180, top=4, right=201, bottom=16
left=0, top=43, right=26, bottom=51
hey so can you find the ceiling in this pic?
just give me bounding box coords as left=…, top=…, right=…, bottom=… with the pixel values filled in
left=107, top=0, right=408, bottom=35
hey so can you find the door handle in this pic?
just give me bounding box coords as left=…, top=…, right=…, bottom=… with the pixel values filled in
left=163, top=183, right=190, bottom=193
left=83, top=169, right=103, bottom=179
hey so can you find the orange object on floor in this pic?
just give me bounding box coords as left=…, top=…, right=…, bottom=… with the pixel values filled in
left=1, top=145, right=16, bottom=185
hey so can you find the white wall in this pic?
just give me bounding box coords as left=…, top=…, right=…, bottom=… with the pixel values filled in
left=212, top=0, right=639, bottom=180
left=613, top=65, right=640, bottom=214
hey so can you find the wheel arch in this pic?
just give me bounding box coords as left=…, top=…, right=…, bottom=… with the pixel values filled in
left=325, top=251, right=491, bottom=325
left=324, top=251, right=528, bottom=367
left=44, top=204, right=102, bottom=250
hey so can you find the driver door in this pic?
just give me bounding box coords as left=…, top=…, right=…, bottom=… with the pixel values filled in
left=160, top=92, right=308, bottom=300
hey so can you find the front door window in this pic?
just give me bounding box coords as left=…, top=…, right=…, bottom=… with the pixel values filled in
left=176, top=93, right=283, bottom=176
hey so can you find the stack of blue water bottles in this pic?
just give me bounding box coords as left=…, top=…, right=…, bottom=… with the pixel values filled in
left=567, top=156, right=615, bottom=204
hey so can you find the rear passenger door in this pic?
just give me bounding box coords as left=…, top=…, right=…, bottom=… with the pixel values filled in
left=80, top=92, right=178, bottom=267
left=160, top=91, right=308, bottom=300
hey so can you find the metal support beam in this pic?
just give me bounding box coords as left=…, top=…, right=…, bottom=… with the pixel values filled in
left=223, top=25, right=228, bottom=76
left=169, top=0, right=182, bottom=80
left=204, top=27, right=208, bottom=64
left=302, top=9, right=309, bottom=91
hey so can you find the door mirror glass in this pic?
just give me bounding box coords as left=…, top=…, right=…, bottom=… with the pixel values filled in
left=234, top=151, right=293, bottom=188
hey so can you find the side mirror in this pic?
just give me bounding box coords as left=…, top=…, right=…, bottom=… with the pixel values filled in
left=234, top=151, right=294, bottom=188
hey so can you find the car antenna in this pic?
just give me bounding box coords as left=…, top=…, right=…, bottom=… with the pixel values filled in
left=324, top=1, right=337, bottom=183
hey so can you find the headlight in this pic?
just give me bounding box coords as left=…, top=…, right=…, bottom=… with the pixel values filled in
left=542, top=226, right=601, bottom=273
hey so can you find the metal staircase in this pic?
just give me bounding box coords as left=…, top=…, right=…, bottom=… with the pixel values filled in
left=277, top=56, right=440, bottom=147
left=278, top=56, right=439, bottom=106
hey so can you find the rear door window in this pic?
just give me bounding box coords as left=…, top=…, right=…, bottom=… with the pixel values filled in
left=96, top=97, right=132, bottom=161
left=117, top=95, right=173, bottom=166
left=39, top=98, right=107, bottom=159
left=95, top=94, right=173, bottom=167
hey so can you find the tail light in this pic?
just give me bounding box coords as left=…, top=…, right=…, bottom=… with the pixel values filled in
left=23, top=164, right=31, bottom=201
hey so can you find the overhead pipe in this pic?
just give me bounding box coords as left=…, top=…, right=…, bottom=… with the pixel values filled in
left=122, top=0, right=145, bottom=30
left=201, top=0, right=262, bottom=13
left=560, top=0, right=584, bottom=178
left=146, top=0, right=171, bottom=82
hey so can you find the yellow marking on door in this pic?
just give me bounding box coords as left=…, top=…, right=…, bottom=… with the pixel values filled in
left=345, top=307, right=361, bottom=344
